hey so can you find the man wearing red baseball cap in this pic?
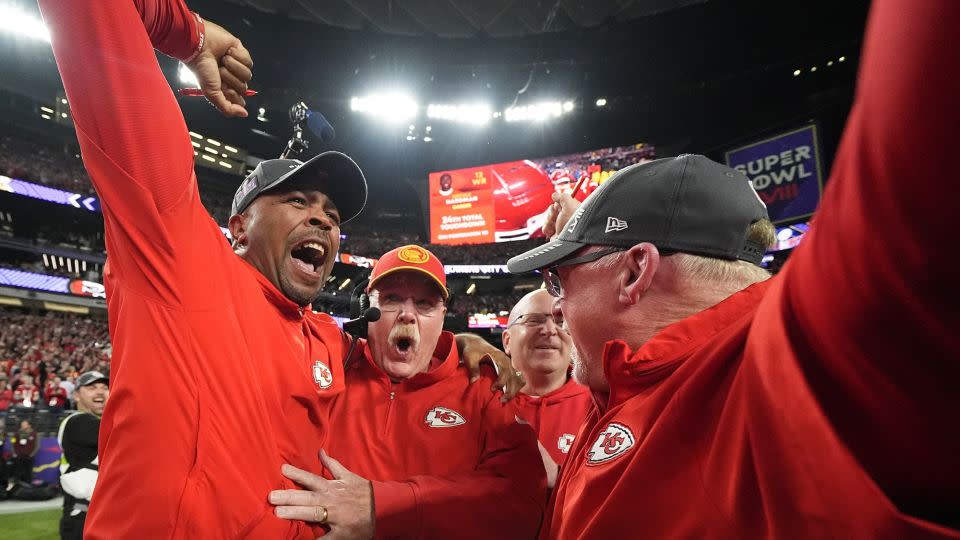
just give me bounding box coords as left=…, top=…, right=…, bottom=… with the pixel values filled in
left=269, top=245, right=546, bottom=539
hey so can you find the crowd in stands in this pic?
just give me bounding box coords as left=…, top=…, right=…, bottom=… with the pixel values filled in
left=0, top=135, right=93, bottom=196
left=0, top=307, right=110, bottom=413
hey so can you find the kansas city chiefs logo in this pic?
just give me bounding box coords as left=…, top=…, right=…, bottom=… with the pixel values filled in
left=586, top=423, right=635, bottom=465
left=312, top=361, right=333, bottom=389
left=424, top=406, right=466, bottom=428
left=557, top=433, right=576, bottom=454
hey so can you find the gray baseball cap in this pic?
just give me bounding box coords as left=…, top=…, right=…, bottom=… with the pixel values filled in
left=231, top=151, right=367, bottom=223
left=507, top=154, right=769, bottom=273
left=76, top=371, right=109, bottom=388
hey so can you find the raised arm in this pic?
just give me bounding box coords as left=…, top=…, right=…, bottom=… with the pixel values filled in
left=37, top=0, right=252, bottom=302
left=772, top=0, right=960, bottom=520
left=39, top=0, right=201, bottom=210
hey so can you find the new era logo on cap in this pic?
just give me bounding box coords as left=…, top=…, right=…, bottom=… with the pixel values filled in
left=605, top=217, right=628, bottom=233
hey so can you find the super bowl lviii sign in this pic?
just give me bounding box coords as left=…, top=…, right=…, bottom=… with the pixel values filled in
left=725, top=125, right=824, bottom=224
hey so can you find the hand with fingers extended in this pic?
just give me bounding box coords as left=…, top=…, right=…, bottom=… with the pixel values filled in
left=541, top=192, right=582, bottom=240
left=185, top=19, right=253, bottom=118
left=455, top=333, right=525, bottom=402
left=270, top=449, right=375, bottom=540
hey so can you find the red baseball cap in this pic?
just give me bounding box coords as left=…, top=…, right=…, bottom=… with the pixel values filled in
left=367, top=245, right=448, bottom=299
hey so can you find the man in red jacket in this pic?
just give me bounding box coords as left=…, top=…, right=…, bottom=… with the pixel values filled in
left=503, top=289, right=592, bottom=488
left=38, top=3, right=517, bottom=538
left=269, top=245, right=546, bottom=538
left=507, top=1, right=960, bottom=537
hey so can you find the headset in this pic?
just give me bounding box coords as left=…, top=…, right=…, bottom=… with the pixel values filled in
left=342, top=278, right=381, bottom=367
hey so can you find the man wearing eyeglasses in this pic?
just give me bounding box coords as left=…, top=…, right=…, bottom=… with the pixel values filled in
left=503, top=289, right=592, bottom=489
left=506, top=2, right=959, bottom=537
left=269, top=244, right=546, bottom=538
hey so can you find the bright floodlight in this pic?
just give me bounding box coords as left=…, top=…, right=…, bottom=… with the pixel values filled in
left=0, top=5, right=50, bottom=42
left=350, top=93, right=418, bottom=123
left=562, top=100, right=575, bottom=112
left=178, top=62, right=200, bottom=86
left=504, top=102, right=566, bottom=122
left=426, top=103, right=492, bottom=125
left=595, top=98, right=608, bottom=107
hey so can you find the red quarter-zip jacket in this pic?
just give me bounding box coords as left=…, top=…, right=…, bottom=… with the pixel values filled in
left=38, top=1, right=349, bottom=537
left=543, top=1, right=960, bottom=537
left=328, top=331, right=546, bottom=539
left=516, top=378, right=593, bottom=465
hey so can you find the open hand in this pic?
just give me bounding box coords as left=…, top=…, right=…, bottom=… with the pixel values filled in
left=456, top=333, right=525, bottom=401
left=269, top=450, right=374, bottom=540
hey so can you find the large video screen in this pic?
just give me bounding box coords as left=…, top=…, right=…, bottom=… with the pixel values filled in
left=428, top=143, right=655, bottom=245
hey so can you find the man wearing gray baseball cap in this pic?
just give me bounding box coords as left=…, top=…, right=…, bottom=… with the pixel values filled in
left=508, top=1, right=960, bottom=529
left=58, top=370, right=109, bottom=540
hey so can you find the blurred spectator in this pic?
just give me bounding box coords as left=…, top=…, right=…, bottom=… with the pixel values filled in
left=10, top=419, right=38, bottom=483
left=12, top=375, right=40, bottom=408
left=0, top=373, right=11, bottom=410
left=59, top=374, right=76, bottom=408
left=45, top=376, right=69, bottom=410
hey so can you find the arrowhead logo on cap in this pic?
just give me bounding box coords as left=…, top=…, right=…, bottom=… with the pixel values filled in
left=398, top=246, right=430, bottom=264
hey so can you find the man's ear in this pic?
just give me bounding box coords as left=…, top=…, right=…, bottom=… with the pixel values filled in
left=501, top=328, right=512, bottom=356
left=618, top=242, right=660, bottom=306
left=227, top=213, right=247, bottom=250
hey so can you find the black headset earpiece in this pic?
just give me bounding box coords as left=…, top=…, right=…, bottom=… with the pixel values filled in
left=348, top=278, right=371, bottom=320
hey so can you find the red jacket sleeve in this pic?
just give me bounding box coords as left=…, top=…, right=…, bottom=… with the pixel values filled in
left=773, top=0, right=960, bottom=514
left=371, top=399, right=547, bottom=540
left=37, top=0, right=227, bottom=306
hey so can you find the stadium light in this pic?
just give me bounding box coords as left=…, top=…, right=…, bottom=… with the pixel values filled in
left=504, top=101, right=569, bottom=122
left=350, top=93, right=418, bottom=123
left=426, top=103, right=493, bottom=126
left=178, top=62, right=199, bottom=87
left=838, top=56, right=846, bottom=62
left=595, top=98, right=607, bottom=107
left=793, top=69, right=801, bottom=76
left=0, top=5, right=50, bottom=42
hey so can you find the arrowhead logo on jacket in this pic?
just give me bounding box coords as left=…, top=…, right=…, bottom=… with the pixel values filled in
left=424, top=406, right=466, bottom=428
left=586, top=423, right=635, bottom=465
left=313, top=361, right=333, bottom=389
left=557, top=434, right=576, bottom=454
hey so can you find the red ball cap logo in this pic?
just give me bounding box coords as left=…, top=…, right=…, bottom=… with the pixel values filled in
left=368, top=245, right=448, bottom=299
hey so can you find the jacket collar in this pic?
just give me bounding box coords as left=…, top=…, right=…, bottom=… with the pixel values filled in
left=600, top=280, right=771, bottom=411
left=518, top=375, right=589, bottom=406
left=240, top=257, right=310, bottom=319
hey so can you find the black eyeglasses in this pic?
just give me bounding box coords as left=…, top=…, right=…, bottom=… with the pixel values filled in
left=507, top=312, right=566, bottom=330
left=543, top=246, right=627, bottom=298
